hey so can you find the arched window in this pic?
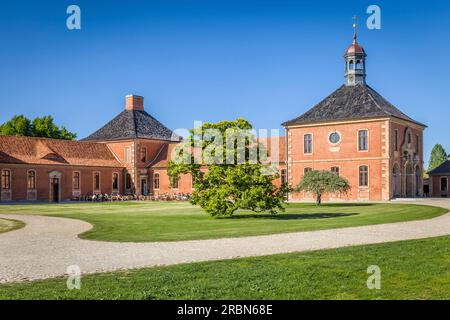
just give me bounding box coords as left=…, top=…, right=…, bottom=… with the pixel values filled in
left=153, top=173, right=160, bottom=190
left=27, top=170, right=36, bottom=190
left=359, top=166, right=369, bottom=187
left=356, top=60, right=361, bottom=69
left=304, top=167, right=312, bottom=174
left=349, top=60, right=354, bottom=70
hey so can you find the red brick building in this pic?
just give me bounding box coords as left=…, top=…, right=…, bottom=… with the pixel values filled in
left=0, top=32, right=426, bottom=202
left=282, top=32, right=426, bottom=201
left=428, top=158, right=450, bottom=198
left=0, top=95, right=185, bottom=202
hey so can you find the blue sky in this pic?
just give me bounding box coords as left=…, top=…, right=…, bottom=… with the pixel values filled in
left=0, top=0, right=449, bottom=164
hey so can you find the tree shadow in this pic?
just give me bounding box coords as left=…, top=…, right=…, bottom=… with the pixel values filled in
left=219, top=212, right=358, bottom=220
left=289, top=203, right=375, bottom=208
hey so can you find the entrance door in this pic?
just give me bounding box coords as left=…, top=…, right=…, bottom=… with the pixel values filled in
left=141, top=179, right=148, bottom=196
left=52, top=177, right=60, bottom=202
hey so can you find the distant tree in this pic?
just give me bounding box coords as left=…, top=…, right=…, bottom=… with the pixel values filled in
left=59, top=126, right=77, bottom=140
left=168, top=118, right=290, bottom=216
left=295, top=170, right=350, bottom=206
left=0, top=115, right=76, bottom=140
left=428, top=144, right=448, bottom=172
left=31, top=116, right=60, bottom=138
left=0, top=115, right=32, bottom=136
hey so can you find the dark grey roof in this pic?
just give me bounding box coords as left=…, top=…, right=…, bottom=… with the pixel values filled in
left=82, top=110, right=181, bottom=142
left=282, top=84, right=426, bottom=127
left=428, top=160, right=450, bottom=175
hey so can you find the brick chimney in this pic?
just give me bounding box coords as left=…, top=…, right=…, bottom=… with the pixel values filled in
left=125, top=94, right=144, bottom=111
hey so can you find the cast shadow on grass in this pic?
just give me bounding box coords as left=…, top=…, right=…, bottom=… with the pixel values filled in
left=288, top=203, right=375, bottom=208
left=220, top=213, right=358, bottom=220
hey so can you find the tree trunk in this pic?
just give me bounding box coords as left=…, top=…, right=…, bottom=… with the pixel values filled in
left=316, top=194, right=322, bottom=206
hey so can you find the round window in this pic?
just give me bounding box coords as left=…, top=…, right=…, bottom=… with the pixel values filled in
left=329, top=132, right=341, bottom=144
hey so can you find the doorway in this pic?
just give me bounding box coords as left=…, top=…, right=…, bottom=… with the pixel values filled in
left=51, top=177, right=60, bottom=202
left=141, top=179, right=148, bottom=196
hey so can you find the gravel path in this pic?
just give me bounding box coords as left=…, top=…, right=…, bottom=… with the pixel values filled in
left=1, top=199, right=450, bottom=283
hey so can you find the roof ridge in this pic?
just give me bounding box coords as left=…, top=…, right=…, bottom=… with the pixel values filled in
left=131, top=110, right=138, bottom=139
left=364, top=85, right=391, bottom=117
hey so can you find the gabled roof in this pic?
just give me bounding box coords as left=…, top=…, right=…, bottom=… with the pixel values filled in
left=0, top=135, right=122, bottom=167
left=428, top=160, right=450, bottom=175
left=82, top=110, right=181, bottom=142
left=282, top=84, right=426, bottom=127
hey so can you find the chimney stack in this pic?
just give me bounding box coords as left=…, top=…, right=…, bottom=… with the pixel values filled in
left=125, top=94, right=144, bottom=111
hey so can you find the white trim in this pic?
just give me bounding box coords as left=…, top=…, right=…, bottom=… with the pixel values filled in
left=328, top=130, right=342, bottom=146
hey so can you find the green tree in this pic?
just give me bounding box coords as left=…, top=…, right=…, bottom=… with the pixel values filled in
left=0, top=115, right=77, bottom=140
left=428, top=144, right=448, bottom=172
left=168, top=118, right=290, bottom=216
left=0, top=115, right=32, bottom=136
left=295, top=170, right=350, bottom=206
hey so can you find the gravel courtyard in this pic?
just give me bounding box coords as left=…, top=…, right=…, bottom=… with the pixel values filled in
left=1, top=199, right=449, bottom=283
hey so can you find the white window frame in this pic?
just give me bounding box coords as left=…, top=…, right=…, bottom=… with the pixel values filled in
left=358, top=165, right=369, bottom=187
left=153, top=173, right=160, bottom=190
left=358, top=129, right=369, bottom=152
left=27, top=169, right=37, bottom=190
left=303, top=133, right=313, bottom=155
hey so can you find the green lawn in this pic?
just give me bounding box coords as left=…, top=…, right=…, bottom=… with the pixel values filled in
left=0, top=202, right=446, bottom=242
left=0, top=217, right=24, bottom=234
left=1, top=235, right=449, bottom=300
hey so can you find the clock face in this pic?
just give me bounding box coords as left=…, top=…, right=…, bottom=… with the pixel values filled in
left=349, top=75, right=354, bottom=82
left=329, top=132, right=341, bottom=144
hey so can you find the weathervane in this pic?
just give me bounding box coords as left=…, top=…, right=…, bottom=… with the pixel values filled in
left=352, top=16, right=357, bottom=41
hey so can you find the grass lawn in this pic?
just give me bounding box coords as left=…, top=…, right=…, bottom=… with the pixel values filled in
left=0, top=202, right=446, bottom=242
left=1, top=235, right=449, bottom=300
left=0, top=217, right=24, bottom=234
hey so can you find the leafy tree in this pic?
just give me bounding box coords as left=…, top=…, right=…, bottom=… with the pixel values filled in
left=59, top=126, right=77, bottom=140
left=0, top=115, right=32, bottom=136
left=0, top=115, right=77, bottom=140
left=31, top=116, right=60, bottom=138
left=168, top=118, right=290, bottom=216
left=295, top=170, right=350, bottom=206
left=428, top=144, right=448, bottom=172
